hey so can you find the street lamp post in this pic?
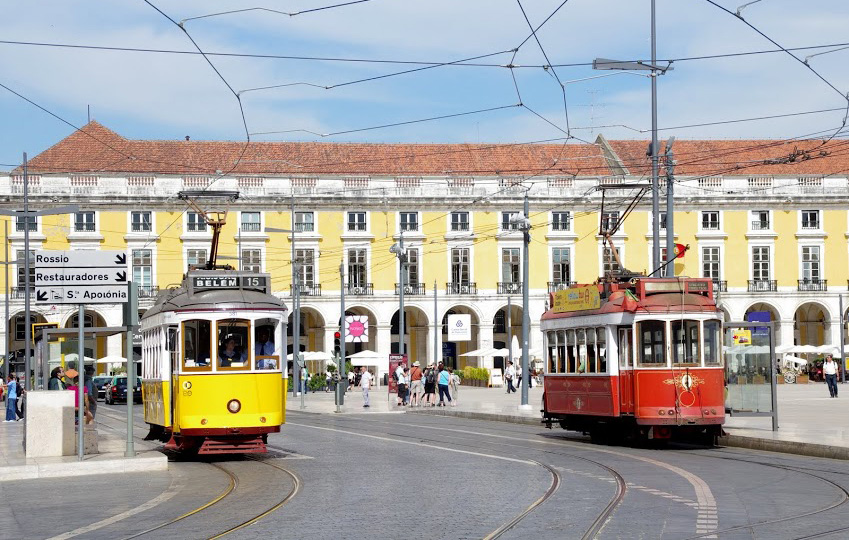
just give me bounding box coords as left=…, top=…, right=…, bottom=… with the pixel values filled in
left=390, top=231, right=407, bottom=359
left=509, top=194, right=532, bottom=410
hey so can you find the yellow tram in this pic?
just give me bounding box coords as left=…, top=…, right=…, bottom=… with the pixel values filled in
left=141, top=270, right=288, bottom=454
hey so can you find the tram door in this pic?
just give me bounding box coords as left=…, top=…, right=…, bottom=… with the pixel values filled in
left=618, top=327, right=634, bottom=414
left=169, top=326, right=179, bottom=428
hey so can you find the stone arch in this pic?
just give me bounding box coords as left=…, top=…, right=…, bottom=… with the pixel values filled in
left=794, top=302, right=830, bottom=347
left=491, top=303, right=523, bottom=371
left=8, top=310, right=48, bottom=375
left=62, top=308, right=109, bottom=363
left=288, top=306, right=326, bottom=353
left=390, top=305, right=429, bottom=363
left=441, top=304, right=481, bottom=369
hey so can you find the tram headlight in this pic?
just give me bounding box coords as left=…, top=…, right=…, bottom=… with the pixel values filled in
left=227, top=399, right=241, bottom=414
left=658, top=409, right=666, bottom=415
left=260, top=416, right=267, bottom=423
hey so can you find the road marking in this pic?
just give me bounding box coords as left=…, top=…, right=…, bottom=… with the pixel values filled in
left=48, top=477, right=184, bottom=540
left=287, top=421, right=535, bottom=465
left=393, top=420, right=718, bottom=536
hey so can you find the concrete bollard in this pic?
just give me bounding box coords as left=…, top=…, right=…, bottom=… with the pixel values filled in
left=25, top=391, right=76, bottom=458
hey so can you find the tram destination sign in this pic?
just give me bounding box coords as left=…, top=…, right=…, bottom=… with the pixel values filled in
left=34, top=250, right=129, bottom=305
left=189, top=273, right=270, bottom=294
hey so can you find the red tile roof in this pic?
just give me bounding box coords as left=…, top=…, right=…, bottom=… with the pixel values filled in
left=21, top=122, right=610, bottom=177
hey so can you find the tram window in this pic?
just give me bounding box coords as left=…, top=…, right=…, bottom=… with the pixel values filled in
left=218, top=319, right=251, bottom=370
left=586, top=329, right=597, bottom=373
left=182, top=320, right=212, bottom=372
left=672, top=320, right=700, bottom=366
left=556, top=331, right=566, bottom=373
left=597, top=328, right=607, bottom=373
left=638, top=320, right=667, bottom=366
left=618, top=328, right=632, bottom=369
left=703, top=320, right=722, bottom=365
left=566, top=330, right=576, bottom=373
left=255, top=321, right=279, bottom=370
left=576, top=329, right=587, bottom=373
left=547, top=332, right=556, bottom=373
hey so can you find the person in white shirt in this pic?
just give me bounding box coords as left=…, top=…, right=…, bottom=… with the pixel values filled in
left=824, top=355, right=839, bottom=398
left=395, top=363, right=407, bottom=405
left=505, top=361, right=516, bottom=394
left=359, top=366, right=373, bottom=408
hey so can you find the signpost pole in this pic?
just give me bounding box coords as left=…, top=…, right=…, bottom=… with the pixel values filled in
left=125, top=282, right=137, bottom=457
left=507, top=295, right=512, bottom=372
left=23, top=153, right=32, bottom=448
left=433, top=281, right=438, bottom=367
left=4, top=220, right=9, bottom=382
left=337, top=262, right=345, bottom=412
left=77, top=304, right=85, bottom=461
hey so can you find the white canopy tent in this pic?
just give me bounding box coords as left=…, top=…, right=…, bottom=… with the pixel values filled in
left=63, top=353, right=97, bottom=365
left=97, top=355, right=127, bottom=364
left=346, top=350, right=388, bottom=387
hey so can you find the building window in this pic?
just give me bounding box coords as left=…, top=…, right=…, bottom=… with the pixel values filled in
left=347, top=212, right=366, bottom=232
left=659, top=212, right=667, bottom=230
left=295, top=249, right=315, bottom=286
left=702, top=247, right=720, bottom=280
left=74, top=211, right=96, bottom=232
left=15, top=315, right=38, bottom=341
left=16, top=249, right=34, bottom=288
left=187, top=212, right=206, bottom=232
left=132, top=249, right=152, bottom=290
left=15, top=213, right=36, bottom=232
left=701, top=211, right=720, bottom=230
left=187, top=249, right=207, bottom=269
left=752, top=246, right=770, bottom=281
left=802, top=210, right=820, bottom=229
left=552, top=212, right=570, bottom=231
left=450, top=212, right=469, bottom=231
left=451, top=248, right=470, bottom=284
left=494, top=310, right=506, bottom=333
left=751, top=210, right=769, bottom=230
left=603, top=247, right=621, bottom=274
left=802, top=246, right=820, bottom=281
left=241, top=249, right=261, bottom=272
left=601, top=211, right=619, bottom=233
left=552, top=247, right=571, bottom=284
left=501, top=212, right=520, bottom=231
left=347, top=249, right=367, bottom=286
left=502, top=248, right=520, bottom=283
left=240, top=212, right=261, bottom=232
left=403, top=248, right=419, bottom=284
left=400, top=212, right=418, bottom=232
left=131, top=211, right=152, bottom=232
left=295, top=211, right=314, bottom=232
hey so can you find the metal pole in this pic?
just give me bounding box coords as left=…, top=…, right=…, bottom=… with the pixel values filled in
left=433, top=280, right=438, bottom=367
left=336, top=262, right=345, bottom=413
left=520, top=193, right=530, bottom=408
left=665, top=144, right=675, bottom=277
left=4, top=220, right=9, bottom=382
left=840, top=295, right=846, bottom=384
left=650, top=0, right=661, bottom=273
left=298, top=279, right=304, bottom=410
left=125, top=282, right=136, bottom=457
left=23, top=152, right=31, bottom=446
left=77, top=304, right=84, bottom=460
left=291, top=195, right=299, bottom=399
left=507, top=296, right=512, bottom=371
left=769, top=321, right=778, bottom=431
left=399, top=230, right=405, bottom=358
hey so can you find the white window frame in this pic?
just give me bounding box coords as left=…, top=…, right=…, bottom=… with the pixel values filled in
left=399, top=212, right=419, bottom=232
left=800, top=209, right=821, bottom=230
left=551, top=211, right=571, bottom=232
left=73, top=211, right=97, bottom=233
left=186, top=212, right=207, bottom=233
left=750, top=245, right=772, bottom=282
left=800, top=243, right=824, bottom=282
left=700, top=211, right=720, bottom=231
left=449, top=211, right=470, bottom=232
left=347, top=211, right=368, bottom=232
left=239, top=211, right=262, bottom=233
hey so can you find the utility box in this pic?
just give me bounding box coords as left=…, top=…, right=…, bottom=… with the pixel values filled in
left=25, top=391, right=76, bottom=457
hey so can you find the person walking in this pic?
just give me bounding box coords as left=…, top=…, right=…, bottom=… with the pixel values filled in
left=48, top=367, right=66, bottom=390
left=449, top=368, right=460, bottom=406
left=5, top=375, right=18, bottom=422
left=423, top=363, right=437, bottom=406
left=395, top=365, right=408, bottom=406
left=359, top=366, right=373, bottom=408
left=409, top=361, right=423, bottom=407
left=437, top=364, right=453, bottom=407
left=824, top=354, right=839, bottom=398
left=505, top=361, right=516, bottom=393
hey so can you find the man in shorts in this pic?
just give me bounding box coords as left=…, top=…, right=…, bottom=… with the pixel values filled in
left=409, top=361, right=423, bottom=407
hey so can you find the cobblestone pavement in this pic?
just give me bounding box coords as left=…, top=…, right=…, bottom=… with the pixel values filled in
left=4, top=402, right=849, bottom=539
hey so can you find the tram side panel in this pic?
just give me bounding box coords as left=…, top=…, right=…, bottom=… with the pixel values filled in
left=633, top=369, right=725, bottom=426
left=544, top=375, right=620, bottom=417
left=142, top=379, right=171, bottom=428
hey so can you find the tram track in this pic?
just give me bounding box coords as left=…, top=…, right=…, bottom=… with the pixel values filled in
left=90, top=408, right=303, bottom=539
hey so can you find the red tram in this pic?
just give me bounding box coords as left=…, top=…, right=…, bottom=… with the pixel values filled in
left=540, top=277, right=725, bottom=443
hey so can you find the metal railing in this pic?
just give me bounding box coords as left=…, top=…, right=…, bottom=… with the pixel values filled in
left=748, top=279, right=777, bottom=292
left=10, top=287, right=32, bottom=299
left=798, top=279, right=827, bottom=292
left=552, top=222, right=570, bottom=231
left=137, top=285, right=160, bottom=298
left=240, top=222, right=261, bottom=232
left=547, top=281, right=576, bottom=293
left=446, top=282, right=476, bottom=295
left=74, top=222, right=95, bottom=232
left=294, top=222, right=314, bottom=232
left=711, top=280, right=727, bottom=293
left=346, top=283, right=373, bottom=295
left=400, top=223, right=419, bottom=232
left=450, top=222, right=470, bottom=231
left=347, top=222, right=367, bottom=232
left=290, top=283, right=322, bottom=296
left=498, top=282, right=523, bottom=294
left=395, top=282, right=426, bottom=295
left=751, top=221, right=770, bottom=230
left=131, top=223, right=152, bottom=233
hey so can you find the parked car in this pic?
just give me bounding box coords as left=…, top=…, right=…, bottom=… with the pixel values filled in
left=104, top=376, right=142, bottom=404
left=92, top=376, right=112, bottom=400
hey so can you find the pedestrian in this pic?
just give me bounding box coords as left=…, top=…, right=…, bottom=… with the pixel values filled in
left=325, top=370, right=332, bottom=392
left=449, top=368, right=460, bottom=406
left=423, top=363, right=437, bottom=406
left=437, top=364, right=453, bottom=406
left=66, top=371, right=93, bottom=424
left=348, top=370, right=355, bottom=391
left=505, top=361, right=516, bottom=393
left=396, top=365, right=408, bottom=406
left=516, top=362, right=523, bottom=389
left=409, top=361, right=423, bottom=407
left=48, top=367, right=66, bottom=390
left=5, top=375, right=18, bottom=422
left=359, top=366, right=373, bottom=408
left=15, top=378, right=25, bottom=420
left=84, top=366, right=98, bottom=419
left=824, top=354, right=839, bottom=398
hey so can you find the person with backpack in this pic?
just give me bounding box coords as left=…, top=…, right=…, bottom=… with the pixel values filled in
left=437, top=363, right=453, bottom=407
left=423, top=363, right=437, bottom=406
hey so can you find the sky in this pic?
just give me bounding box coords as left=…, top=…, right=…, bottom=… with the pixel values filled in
left=1, top=0, right=848, bottom=170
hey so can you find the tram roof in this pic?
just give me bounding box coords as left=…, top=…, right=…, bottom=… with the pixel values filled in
left=142, top=281, right=287, bottom=319
left=542, top=289, right=719, bottom=321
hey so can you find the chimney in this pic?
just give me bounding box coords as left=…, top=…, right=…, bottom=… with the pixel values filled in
left=185, top=135, right=190, bottom=141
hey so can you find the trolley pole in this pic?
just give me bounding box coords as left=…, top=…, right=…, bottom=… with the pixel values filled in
left=124, top=282, right=138, bottom=457
left=336, top=262, right=345, bottom=412
left=520, top=193, right=531, bottom=409
left=649, top=0, right=661, bottom=273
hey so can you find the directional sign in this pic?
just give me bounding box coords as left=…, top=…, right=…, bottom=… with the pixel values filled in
left=34, top=250, right=129, bottom=305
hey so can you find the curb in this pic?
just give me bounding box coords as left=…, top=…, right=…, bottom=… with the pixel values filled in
left=411, top=408, right=849, bottom=461
left=0, top=452, right=168, bottom=482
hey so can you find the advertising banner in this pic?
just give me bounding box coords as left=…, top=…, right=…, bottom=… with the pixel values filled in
left=552, top=285, right=600, bottom=313
left=447, top=314, right=471, bottom=341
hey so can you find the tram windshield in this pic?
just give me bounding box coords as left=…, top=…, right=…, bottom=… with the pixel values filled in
left=638, top=320, right=666, bottom=366
left=183, top=320, right=212, bottom=372
left=218, top=319, right=250, bottom=370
